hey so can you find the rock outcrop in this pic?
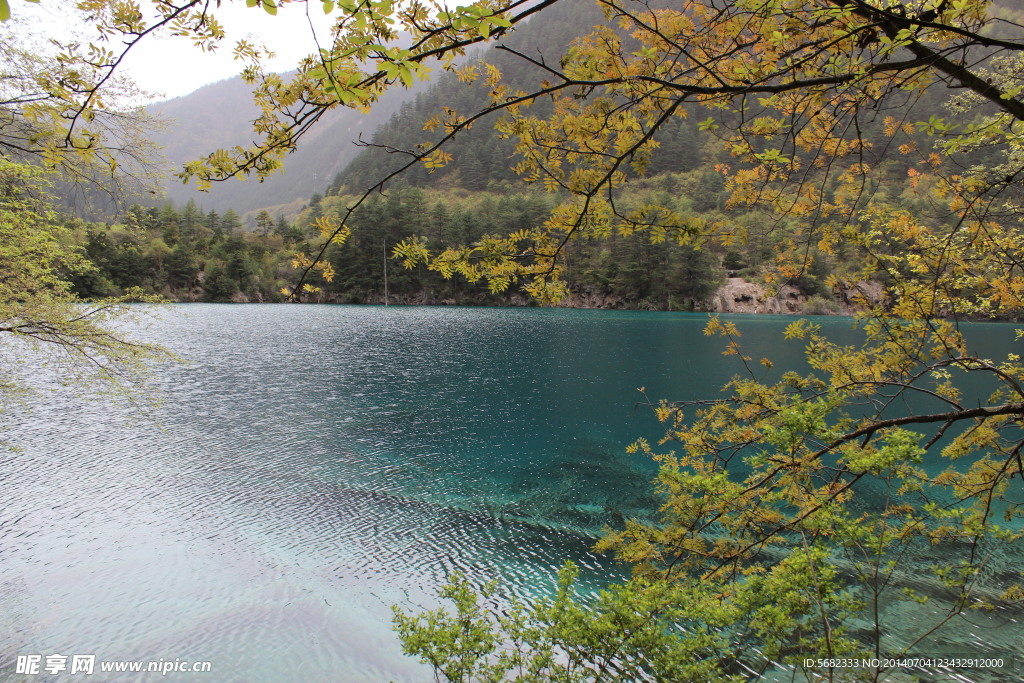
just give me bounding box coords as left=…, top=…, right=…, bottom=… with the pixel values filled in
left=706, top=277, right=884, bottom=315
left=707, top=278, right=808, bottom=314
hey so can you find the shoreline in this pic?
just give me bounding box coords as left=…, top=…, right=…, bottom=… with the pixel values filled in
left=120, top=278, right=1024, bottom=322
left=147, top=277, right=883, bottom=316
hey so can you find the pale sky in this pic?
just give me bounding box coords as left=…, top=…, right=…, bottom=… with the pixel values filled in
left=21, top=1, right=334, bottom=102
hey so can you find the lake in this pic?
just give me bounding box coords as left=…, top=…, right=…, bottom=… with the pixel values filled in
left=1, top=305, right=1020, bottom=681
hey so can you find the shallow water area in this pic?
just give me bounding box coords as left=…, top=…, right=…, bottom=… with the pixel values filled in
left=1, top=305, right=1022, bottom=681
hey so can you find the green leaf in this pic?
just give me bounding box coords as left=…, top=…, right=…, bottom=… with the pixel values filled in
left=399, top=65, right=414, bottom=88
left=0, top=0, right=10, bottom=22
left=697, top=117, right=719, bottom=132
left=1002, top=84, right=1022, bottom=100
left=322, top=1, right=335, bottom=12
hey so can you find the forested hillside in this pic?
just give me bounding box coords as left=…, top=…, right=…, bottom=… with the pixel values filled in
left=297, top=0, right=1018, bottom=312
left=72, top=0, right=1022, bottom=314
left=70, top=0, right=734, bottom=308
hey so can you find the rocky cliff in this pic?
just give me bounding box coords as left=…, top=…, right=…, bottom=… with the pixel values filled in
left=706, top=278, right=885, bottom=315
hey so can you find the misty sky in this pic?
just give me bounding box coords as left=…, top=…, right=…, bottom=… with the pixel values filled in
left=22, top=1, right=333, bottom=102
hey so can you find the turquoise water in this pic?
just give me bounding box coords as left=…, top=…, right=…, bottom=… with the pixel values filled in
left=0, top=306, right=1019, bottom=681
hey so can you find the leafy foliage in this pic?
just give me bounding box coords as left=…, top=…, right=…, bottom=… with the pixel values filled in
left=394, top=566, right=741, bottom=682
left=0, top=10, right=161, bottom=203
left=0, top=158, right=166, bottom=407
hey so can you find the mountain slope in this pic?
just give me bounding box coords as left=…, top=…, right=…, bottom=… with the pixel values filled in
left=329, top=0, right=607, bottom=195
left=148, top=71, right=427, bottom=214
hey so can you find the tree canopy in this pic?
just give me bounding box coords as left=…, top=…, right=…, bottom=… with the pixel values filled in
left=0, top=14, right=160, bottom=202
left=0, top=157, right=165, bottom=418
left=0, top=7, right=167, bottom=418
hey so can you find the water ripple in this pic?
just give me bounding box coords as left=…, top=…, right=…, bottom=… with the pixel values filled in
left=6, top=305, right=1016, bottom=680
